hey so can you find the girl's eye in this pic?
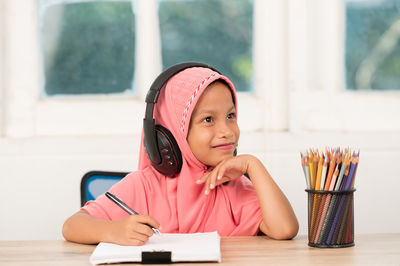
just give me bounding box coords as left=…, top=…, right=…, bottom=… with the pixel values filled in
left=203, top=117, right=212, bottom=123
left=227, top=113, right=236, bottom=119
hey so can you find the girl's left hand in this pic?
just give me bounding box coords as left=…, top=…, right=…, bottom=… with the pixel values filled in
left=196, top=154, right=254, bottom=195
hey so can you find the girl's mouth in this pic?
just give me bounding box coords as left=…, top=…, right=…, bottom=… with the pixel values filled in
left=213, top=144, right=234, bottom=150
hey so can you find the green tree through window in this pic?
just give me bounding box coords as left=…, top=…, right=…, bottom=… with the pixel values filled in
left=158, top=0, right=253, bottom=92
left=346, top=0, right=400, bottom=91
left=41, top=1, right=135, bottom=96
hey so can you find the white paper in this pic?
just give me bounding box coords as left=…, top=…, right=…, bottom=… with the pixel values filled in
left=90, top=231, right=221, bottom=265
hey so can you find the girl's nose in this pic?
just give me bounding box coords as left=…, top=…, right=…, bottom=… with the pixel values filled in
left=217, top=122, right=234, bottom=138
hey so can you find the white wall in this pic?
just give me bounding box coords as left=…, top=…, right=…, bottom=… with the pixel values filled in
left=1, top=132, right=400, bottom=240
left=1, top=0, right=400, bottom=240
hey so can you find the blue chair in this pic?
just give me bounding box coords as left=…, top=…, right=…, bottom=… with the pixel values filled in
left=80, top=170, right=128, bottom=207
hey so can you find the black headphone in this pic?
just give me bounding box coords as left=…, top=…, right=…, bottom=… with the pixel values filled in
left=143, top=62, right=221, bottom=177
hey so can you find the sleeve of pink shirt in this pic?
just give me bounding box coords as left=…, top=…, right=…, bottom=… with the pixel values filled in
left=223, top=176, right=264, bottom=236
left=81, top=171, right=150, bottom=221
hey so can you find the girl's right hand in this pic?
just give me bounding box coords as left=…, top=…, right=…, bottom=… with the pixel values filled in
left=109, top=215, right=161, bottom=246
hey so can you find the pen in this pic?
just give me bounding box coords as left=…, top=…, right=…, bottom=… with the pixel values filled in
left=105, top=192, right=160, bottom=234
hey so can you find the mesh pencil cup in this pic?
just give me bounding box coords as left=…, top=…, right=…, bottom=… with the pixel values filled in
left=306, top=189, right=356, bottom=248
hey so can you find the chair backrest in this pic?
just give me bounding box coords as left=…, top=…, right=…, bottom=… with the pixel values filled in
left=80, top=170, right=128, bottom=207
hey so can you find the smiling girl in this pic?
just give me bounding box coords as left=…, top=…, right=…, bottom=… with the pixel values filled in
left=62, top=63, right=298, bottom=246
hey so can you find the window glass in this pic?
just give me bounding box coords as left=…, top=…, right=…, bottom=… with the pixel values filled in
left=39, top=1, right=135, bottom=96
left=158, top=0, right=253, bottom=92
left=345, top=0, right=400, bottom=91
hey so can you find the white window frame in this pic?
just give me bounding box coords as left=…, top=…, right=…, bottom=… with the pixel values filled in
left=0, top=0, right=4, bottom=137
left=3, top=0, right=271, bottom=138
left=4, top=0, right=400, bottom=139
left=3, top=0, right=158, bottom=137
left=288, top=0, right=400, bottom=132
left=253, top=0, right=289, bottom=132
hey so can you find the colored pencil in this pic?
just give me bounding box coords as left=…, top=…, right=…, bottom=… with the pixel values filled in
left=315, top=154, right=323, bottom=191
left=312, top=153, right=319, bottom=189
left=334, top=154, right=348, bottom=191
left=309, top=151, right=314, bottom=190
left=320, top=156, right=328, bottom=190
left=324, top=151, right=337, bottom=190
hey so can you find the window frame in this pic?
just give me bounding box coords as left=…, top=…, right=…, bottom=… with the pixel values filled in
left=0, top=0, right=4, bottom=136
left=5, top=0, right=400, bottom=138
left=287, top=0, right=400, bottom=132
left=3, top=0, right=267, bottom=138
left=3, top=0, right=161, bottom=137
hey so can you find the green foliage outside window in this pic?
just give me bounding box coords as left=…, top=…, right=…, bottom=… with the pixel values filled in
left=346, top=0, right=400, bottom=90
left=41, top=2, right=135, bottom=96
left=40, top=0, right=253, bottom=96
left=158, top=0, right=253, bottom=92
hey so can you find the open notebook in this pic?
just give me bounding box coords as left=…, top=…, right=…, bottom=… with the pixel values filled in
left=90, top=231, right=221, bottom=265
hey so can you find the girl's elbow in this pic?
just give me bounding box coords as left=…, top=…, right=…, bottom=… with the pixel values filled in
left=271, top=226, right=298, bottom=240
left=279, top=217, right=299, bottom=239
left=262, top=220, right=299, bottom=240
left=279, top=223, right=299, bottom=240
left=62, top=219, right=72, bottom=241
left=283, top=219, right=299, bottom=240
left=62, top=215, right=79, bottom=241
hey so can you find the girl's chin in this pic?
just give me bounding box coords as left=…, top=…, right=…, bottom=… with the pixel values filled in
left=204, top=154, right=235, bottom=167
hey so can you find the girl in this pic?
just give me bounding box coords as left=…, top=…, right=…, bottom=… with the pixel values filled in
left=62, top=63, right=298, bottom=245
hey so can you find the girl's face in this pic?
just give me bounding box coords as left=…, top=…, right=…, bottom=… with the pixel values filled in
left=187, top=81, right=240, bottom=167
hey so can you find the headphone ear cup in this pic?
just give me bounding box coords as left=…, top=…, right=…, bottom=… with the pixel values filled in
left=151, top=125, right=182, bottom=177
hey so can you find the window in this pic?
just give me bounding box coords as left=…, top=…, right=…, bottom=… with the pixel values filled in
left=158, top=0, right=253, bottom=92
left=287, top=0, right=400, bottom=132
left=40, top=1, right=136, bottom=96
left=17, top=0, right=400, bottom=137
left=4, top=0, right=262, bottom=137
left=345, top=0, right=400, bottom=91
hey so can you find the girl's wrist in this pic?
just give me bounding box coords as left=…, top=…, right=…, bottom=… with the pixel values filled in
left=101, top=220, right=116, bottom=243
left=246, top=156, right=267, bottom=182
left=238, top=154, right=255, bottom=174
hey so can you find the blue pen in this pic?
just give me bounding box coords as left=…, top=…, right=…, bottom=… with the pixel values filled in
left=105, top=192, right=160, bottom=234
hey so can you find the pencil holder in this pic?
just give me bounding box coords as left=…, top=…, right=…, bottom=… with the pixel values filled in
left=306, top=189, right=355, bottom=248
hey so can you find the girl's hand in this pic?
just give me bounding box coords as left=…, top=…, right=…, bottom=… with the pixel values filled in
left=109, top=215, right=160, bottom=246
left=196, top=154, right=255, bottom=195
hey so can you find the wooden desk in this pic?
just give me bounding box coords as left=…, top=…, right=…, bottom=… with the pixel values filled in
left=1, top=234, right=399, bottom=265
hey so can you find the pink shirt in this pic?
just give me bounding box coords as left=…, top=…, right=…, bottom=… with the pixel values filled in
left=82, top=167, right=263, bottom=236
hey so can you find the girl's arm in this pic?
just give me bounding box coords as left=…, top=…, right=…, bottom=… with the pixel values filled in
left=198, top=154, right=299, bottom=240
left=246, top=156, right=299, bottom=239
left=62, top=210, right=160, bottom=245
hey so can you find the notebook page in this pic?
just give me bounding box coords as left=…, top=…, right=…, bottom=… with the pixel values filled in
left=149, top=232, right=221, bottom=262
left=90, top=231, right=221, bottom=265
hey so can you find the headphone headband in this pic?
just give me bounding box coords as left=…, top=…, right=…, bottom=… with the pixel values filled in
left=145, top=62, right=220, bottom=104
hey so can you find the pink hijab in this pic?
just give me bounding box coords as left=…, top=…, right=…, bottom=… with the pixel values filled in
left=83, top=67, right=263, bottom=236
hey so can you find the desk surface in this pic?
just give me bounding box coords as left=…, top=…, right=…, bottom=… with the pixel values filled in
left=1, top=234, right=399, bottom=265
